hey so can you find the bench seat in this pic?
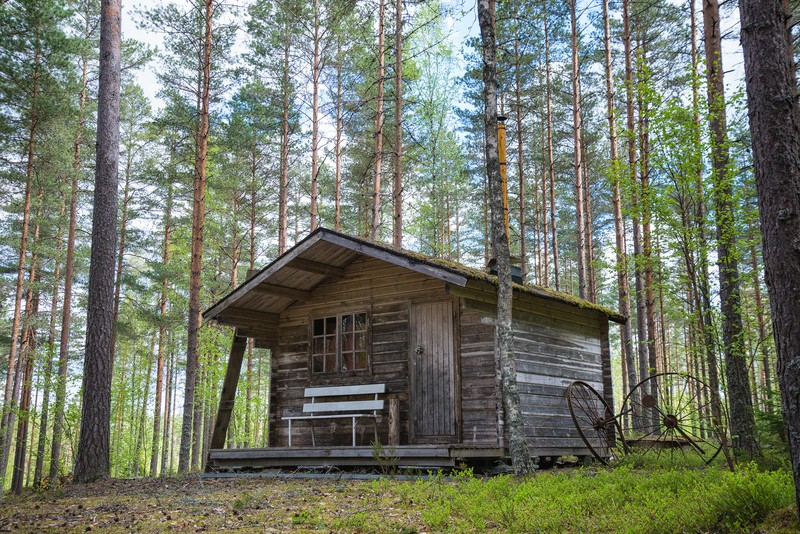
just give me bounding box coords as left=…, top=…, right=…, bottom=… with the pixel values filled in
left=282, top=384, right=386, bottom=447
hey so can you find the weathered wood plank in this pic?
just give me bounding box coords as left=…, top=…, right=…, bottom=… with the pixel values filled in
left=209, top=333, right=248, bottom=451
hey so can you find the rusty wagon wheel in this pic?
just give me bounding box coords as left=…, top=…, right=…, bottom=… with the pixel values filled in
left=567, top=381, right=627, bottom=466
left=621, top=372, right=722, bottom=465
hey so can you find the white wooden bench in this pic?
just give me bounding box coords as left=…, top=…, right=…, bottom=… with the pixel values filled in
left=283, top=384, right=386, bottom=447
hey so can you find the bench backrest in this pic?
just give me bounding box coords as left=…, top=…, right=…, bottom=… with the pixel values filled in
left=302, top=383, right=385, bottom=415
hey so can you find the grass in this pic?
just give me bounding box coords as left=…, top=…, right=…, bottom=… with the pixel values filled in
left=0, top=464, right=795, bottom=532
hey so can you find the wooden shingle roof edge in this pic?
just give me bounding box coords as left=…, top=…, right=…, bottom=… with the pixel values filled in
left=202, top=227, right=627, bottom=325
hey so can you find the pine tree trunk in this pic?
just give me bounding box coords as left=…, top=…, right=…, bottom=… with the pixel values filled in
left=543, top=10, right=559, bottom=291
left=179, top=0, right=212, bottom=474
left=73, top=0, right=122, bottom=483
left=702, top=0, right=758, bottom=457
left=310, top=0, right=320, bottom=230
left=150, top=177, right=172, bottom=476
left=603, top=0, right=635, bottom=426
left=478, top=0, right=534, bottom=475
left=392, top=0, right=403, bottom=247
left=622, top=0, right=648, bottom=431
left=570, top=0, right=587, bottom=300
left=371, top=0, right=386, bottom=241
left=748, top=214, right=772, bottom=411
left=279, top=21, right=291, bottom=254
left=34, top=189, right=65, bottom=487
left=637, top=38, right=659, bottom=425
left=513, top=28, right=526, bottom=282
left=335, top=42, right=343, bottom=232
left=738, top=0, right=800, bottom=512
left=12, top=216, right=41, bottom=494
left=0, top=41, right=40, bottom=487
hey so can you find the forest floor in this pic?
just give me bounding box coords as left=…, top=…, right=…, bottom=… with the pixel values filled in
left=0, top=466, right=797, bottom=533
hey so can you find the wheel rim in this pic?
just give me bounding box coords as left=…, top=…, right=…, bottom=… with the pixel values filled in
left=567, top=381, right=627, bottom=466
left=621, top=372, right=722, bottom=465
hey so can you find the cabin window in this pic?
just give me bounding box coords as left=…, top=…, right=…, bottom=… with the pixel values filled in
left=311, top=312, right=368, bottom=374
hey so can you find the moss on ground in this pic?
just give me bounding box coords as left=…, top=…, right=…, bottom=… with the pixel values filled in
left=0, top=466, right=795, bottom=533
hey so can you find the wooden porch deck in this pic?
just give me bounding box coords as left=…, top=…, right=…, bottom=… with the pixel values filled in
left=206, top=445, right=507, bottom=471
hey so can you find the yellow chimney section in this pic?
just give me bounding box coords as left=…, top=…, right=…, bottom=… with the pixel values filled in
left=498, top=115, right=510, bottom=244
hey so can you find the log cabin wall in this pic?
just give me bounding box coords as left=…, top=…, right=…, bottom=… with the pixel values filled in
left=458, top=307, right=501, bottom=445
left=268, top=256, right=457, bottom=447
left=452, top=282, right=610, bottom=457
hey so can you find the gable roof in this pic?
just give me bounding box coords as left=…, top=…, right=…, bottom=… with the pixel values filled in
left=203, top=228, right=626, bottom=328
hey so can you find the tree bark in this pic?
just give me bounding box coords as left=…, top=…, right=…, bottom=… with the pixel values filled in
left=310, top=0, right=320, bottom=230
left=73, top=0, right=122, bottom=483
left=543, top=9, right=559, bottom=291
left=179, top=0, right=212, bottom=473
left=392, top=0, right=403, bottom=248
left=150, top=175, right=172, bottom=476
left=0, top=37, right=40, bottom=486
left=279, top=19, right=291, bottom=254
left=702, top=0, right=758, bottom=457
left=371, top=0, right=386, bottom=241
left=478, top=0, right=534, bottom=476
left=603, top=0, right=635, bottom=425
left=738, top=0, right=800, bottom=514
left=570, top=0, right=587, bottom=300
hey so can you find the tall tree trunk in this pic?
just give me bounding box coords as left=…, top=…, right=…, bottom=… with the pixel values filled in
left=12, top=213, right=41, bottom=494
left=133, top=336, right=155, bottom=476
left=161, top=349, right=173, bottom=476
left=110, top=144, right=133, bottom=362
left=570, top=0, right=587, bottom=300
left=279, top=20, right=291, bottom=254
left=335, top=39, right=343, bottom=232
left=513, top=26, right=526, bottom=282
left=478, top=0, right=534, bottom=475
left=392, top=0, right=403, bottom=247
left=34, top=188, right=66, bottom=487
left=748, top=212, right=772, bottom=411
left=371, top=0, right=386, bottom=241
left=637, top=37, right=659, bottom=424
left=0, top=40, right=40, bottom=486
left=623, top=0, right=649, bottom=430
left=739, top=0, right=800, bottom=513
left=310, top=0, right=320, bottom=230
left=74, top=0, right=122, bottom=483
left=544, top=9, right=559, bottom=291
left=150, top=177, right=172, bottom=476
left=179, top=0, right=213, bottom=473
left=702, top=0, right=758, bottom=457
left=603, top=0, right=635, bottom=423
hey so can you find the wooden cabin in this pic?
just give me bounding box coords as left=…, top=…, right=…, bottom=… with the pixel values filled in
left=203, top=228, right=625, bottom=471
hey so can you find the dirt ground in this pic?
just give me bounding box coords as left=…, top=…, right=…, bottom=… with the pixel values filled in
left=0, top=475, right=422, bottom=533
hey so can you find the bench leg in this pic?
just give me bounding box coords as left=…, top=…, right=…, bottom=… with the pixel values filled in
left=309, top=421, right=316, bottom=447
left=352, top=416, right=357, bottom=447
left=288, top=420, right=292, bottom=447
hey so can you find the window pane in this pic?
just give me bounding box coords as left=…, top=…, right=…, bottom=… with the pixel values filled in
left=313, top=318, right=324, bottom=336
left=355, top=332, right=366, bottom=351
left=356, top=351, right=368, bottom=370
left=342, top=333, right=354, bottom=352
left=325, top=335, right=336, bottom=354
left=312, top=354, right=324, bottom=373
left=343, top=353, right=354, bottom=372
left=325, top=354, right=336, bottom=373
left=313, top=338, right=323, bottom=355
left=342, top=314, right=353, bottom=333
left=325, top=316, right=337, bottom=334
left=355, top=313, right=367, bottom=331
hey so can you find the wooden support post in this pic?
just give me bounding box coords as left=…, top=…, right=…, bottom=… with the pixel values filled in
left=208, top=332, right=248, bottom=456
left=388, top=396, right=400, bottom=446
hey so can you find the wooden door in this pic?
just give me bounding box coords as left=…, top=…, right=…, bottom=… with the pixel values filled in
left=409, top=300, right=457, bottom=441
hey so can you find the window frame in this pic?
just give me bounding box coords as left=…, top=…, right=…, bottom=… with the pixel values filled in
left=310, top=310, right=370, bottom=376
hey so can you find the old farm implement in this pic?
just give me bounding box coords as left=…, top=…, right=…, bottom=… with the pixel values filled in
left=567, top=373, right=724, bottom=466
